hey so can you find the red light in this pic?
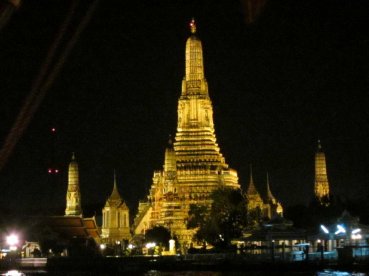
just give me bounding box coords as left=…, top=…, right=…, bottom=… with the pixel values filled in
left=48, top=169, right=52, bottom=174
left=55, top=169, right=59, bottom=173
left=51, top=127, right=56, bottom=133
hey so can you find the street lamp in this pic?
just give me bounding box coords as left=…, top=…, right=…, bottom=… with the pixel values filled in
left=320, top=225, right=329, bottom=234
left=351, top=228, right=362, bottom=240
left=6, top=234, right=19, bottom=251
left=146, top=242, right=156, bottom=256
left=99, top=243, right=106, bottom=256
left=335, top=225, right=346, bottom=235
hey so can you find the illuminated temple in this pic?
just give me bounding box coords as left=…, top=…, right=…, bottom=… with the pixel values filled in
left=314, top=140, right=330, bottom=205
left=65, top=153, right=82, bottom=217
left=133, top=20, right=241, bottom=245
left=245, top=166, right=283, bottom=223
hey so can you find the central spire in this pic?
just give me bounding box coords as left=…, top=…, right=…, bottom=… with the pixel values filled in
left=183, top=18, right=207, bottom=95
left=133, top=20, right=240, bottom=246
left=189, top=18, right=196, bottom=34
left=175, top=19, right=226, bottom=167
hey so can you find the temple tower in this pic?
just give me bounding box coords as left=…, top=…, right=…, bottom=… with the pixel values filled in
left=134, top=20, right=240, bottom=245
left=314, top=140, right=330, bottom=205
left=245, top=165, right=264, bottom=211
left=101, top=172, right=131, bottom=244
left=264, top=172, right=283, bottom=218
left=65, top=153, right=82, bottom=217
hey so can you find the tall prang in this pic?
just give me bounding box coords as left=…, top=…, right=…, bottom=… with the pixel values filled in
left=314, top=140, right=330, bottom=205
left=65, top=153, right=82, bottom=216
left=133, top=19, right=240, bottom=246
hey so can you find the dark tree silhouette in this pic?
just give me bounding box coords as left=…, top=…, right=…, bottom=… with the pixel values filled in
left=187, top=187, right=248, bottom=249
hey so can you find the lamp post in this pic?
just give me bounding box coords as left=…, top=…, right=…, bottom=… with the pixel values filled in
left=317, top=239, right=324, bottom=261
left=6, top=234, right=19, bottom=251
left=320, top=224, right=331, bottom=251
left=100, top=243, right=106, bottom=257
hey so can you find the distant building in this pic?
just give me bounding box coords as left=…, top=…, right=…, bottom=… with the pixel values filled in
left=101, top=173, right=131, bottom=244
left=313, top=210, right=369, bottom=255
left=314, top=140, right=330, bottom=205
left=245, top=166, right=283, bottom=223
left=65, top=153, right=82, bottom=217
left=264, top=172, right=283, bottom=218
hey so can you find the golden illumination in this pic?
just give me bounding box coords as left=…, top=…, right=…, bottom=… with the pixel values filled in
left=245, top=166, right=264, bottom=211
left=101, top=172, right=131, bottom=244
left=245, top=168, right=283, bottom=219
left=314, top=140, right=330, bottom=205
left=133, top=21, right=240, bottom=246
left=65, top=153, right=82, bottom=217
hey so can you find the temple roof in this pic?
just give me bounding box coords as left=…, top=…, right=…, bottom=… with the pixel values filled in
left=246, top=165, right=259, bottom=196
left=44, top=216, right=100, bottom=240
left=265, top=172, right=276, bottom=203
left=105, top=172, right=128, bottom=209
left=109, top=173, right=121, bottom=201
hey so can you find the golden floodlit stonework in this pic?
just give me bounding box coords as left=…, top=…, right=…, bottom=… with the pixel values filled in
left=244, top=167, right=283, bottom=222
left=315, top=140, right=330, bottom=205
left=65, top=153, right=82, bottom=217
left=101, top=173, right=131, bottom=244
left=133, top=20, right=240, bottom=246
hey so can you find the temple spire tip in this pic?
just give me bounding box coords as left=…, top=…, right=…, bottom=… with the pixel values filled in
left=113, top=169, right=117, bottom=188
left=189, top=18, right=196, bottom=34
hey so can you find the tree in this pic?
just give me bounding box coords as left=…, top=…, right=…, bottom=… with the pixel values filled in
left=187, top=187, right=248, bottom=249
left=247, top=207, right=263, bottom=230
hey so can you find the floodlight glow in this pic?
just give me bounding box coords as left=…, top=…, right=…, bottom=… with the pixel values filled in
left=335, top=225, right=346, bottom=235
left=352, top=228, right=361, bottom=234
left=4, top=270, right=24, bottom=276
left=320, top=225, right=329, bottom=234
left=6, top=234, right=19, bottom=246
left=146, top=242, right=156, bottom=249
left=337, top=225, right=346, bottom=233
left=351, top=233, right=362, bottom=240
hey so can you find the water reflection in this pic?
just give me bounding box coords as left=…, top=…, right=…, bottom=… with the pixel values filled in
left=1, top=270, right=25, bottom=276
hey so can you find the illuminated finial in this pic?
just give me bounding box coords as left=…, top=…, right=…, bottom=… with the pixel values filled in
left=189, top=18, right=196, bottom=34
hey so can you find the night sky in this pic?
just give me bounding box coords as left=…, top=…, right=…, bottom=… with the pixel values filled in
left=1, top=0, right=369, bottom=218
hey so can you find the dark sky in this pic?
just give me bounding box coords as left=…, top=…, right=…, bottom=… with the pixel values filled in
left=1, top=0, right=369, bottom=218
